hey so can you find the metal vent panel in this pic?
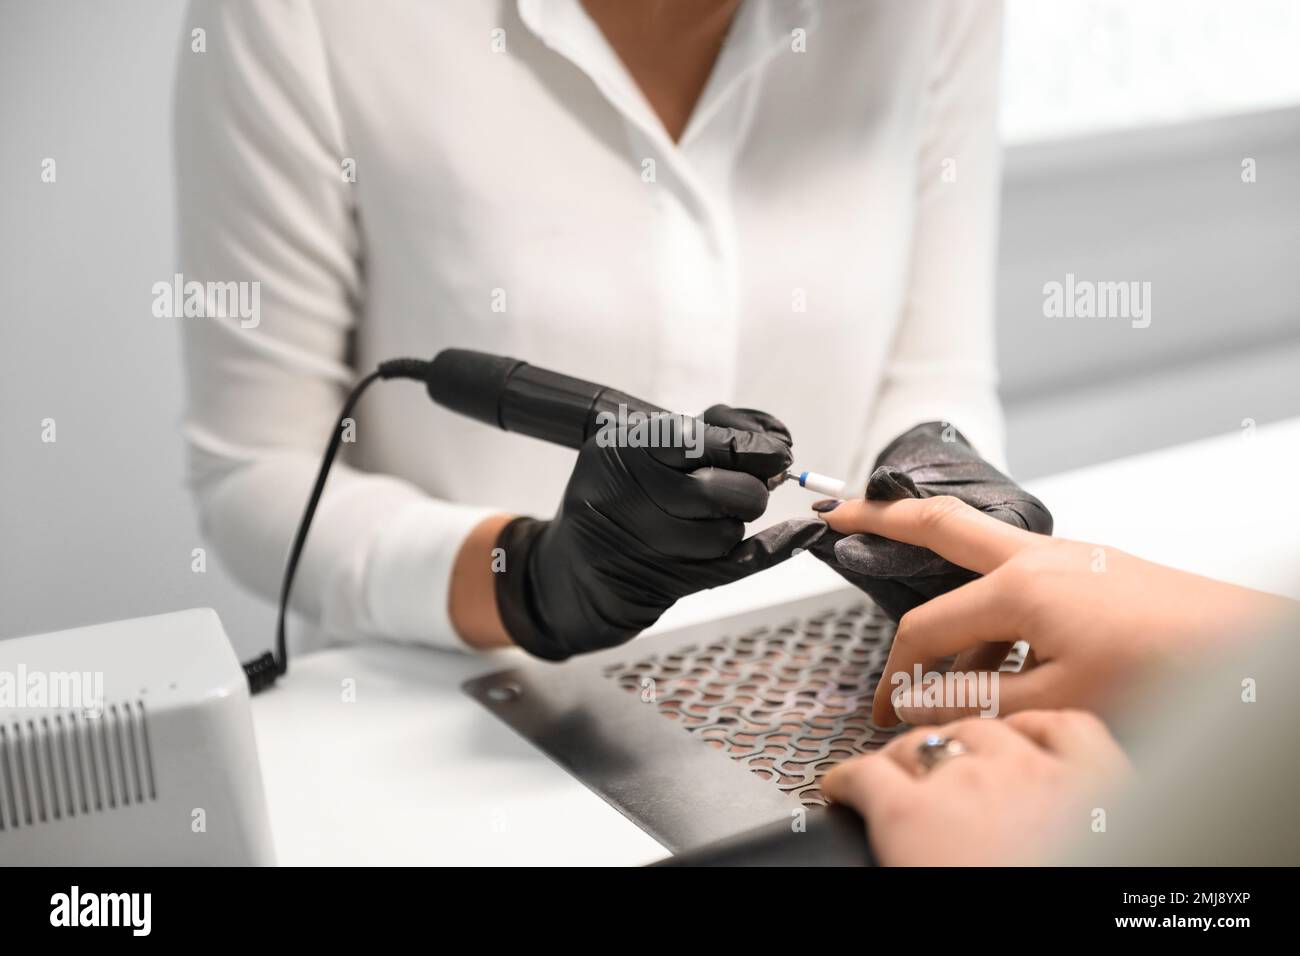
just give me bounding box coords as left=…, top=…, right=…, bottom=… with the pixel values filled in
left=0, top=702, right=157, bottom=832
left=601, top=602, right=900, bottom=807
left=466, top=588, right=1031, bottom=852
left=466, top=589, right=892, bottom=851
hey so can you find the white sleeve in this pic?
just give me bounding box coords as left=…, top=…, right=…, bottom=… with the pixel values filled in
left=174, top=0, right=493, bottom=651
left=863, top=0, right=1008, bottom=471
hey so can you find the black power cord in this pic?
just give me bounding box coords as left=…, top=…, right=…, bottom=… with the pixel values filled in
left=241, top=357, right=435, bottom=694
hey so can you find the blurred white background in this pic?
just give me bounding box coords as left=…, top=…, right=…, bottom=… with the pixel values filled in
left=2, top=0, right=1298, bottom=653
left=1002, top=0, right=1300, bottom=142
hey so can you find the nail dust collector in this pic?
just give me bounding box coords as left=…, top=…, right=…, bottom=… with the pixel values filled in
left=0, top=609, right=274, bottom=865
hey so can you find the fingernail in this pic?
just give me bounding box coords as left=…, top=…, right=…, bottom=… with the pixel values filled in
left=891, top=687, right=913, bottom=723
left=811, top=498, right=840, bottom=513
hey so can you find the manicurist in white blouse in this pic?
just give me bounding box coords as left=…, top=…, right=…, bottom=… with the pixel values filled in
left=175, top=0, right=1008, bottom=659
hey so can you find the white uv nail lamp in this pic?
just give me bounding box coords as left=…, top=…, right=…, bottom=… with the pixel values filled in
left=0, top=608, right=275, bottom=865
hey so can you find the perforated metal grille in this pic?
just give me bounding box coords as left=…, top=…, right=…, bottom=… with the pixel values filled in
left=604, top=602, right=901, bottom=807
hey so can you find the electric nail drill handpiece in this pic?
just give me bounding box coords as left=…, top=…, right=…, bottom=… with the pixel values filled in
left=422, top=349, right=849, bottom=496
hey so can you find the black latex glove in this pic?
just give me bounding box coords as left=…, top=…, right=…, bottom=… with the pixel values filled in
left=811, top=422, right=1053, bottom=621
left=495, top=405, right=827, bottom=660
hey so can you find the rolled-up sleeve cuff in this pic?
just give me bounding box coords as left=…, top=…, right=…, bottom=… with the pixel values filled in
left=364, top=498, right=499, bottom=652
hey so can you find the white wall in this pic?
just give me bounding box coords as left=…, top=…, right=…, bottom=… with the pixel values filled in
left=1001, top=0, right=1300, bottom=142
left=999, top=108, right=1300, bottom=477
left=0, top=1, right=272, bottom=652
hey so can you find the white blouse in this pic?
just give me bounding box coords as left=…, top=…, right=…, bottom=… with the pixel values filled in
left=174, top=0, right=1006, bottom=653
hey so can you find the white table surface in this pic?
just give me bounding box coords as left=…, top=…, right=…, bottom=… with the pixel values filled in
left=251, top=417, right=1300, bottom=865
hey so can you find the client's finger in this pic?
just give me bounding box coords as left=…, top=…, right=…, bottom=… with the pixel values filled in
left=870, top=573, right=1021, bottom=727
left=821, top=495, right=1038, bottom=575
left=952, top=641, right=1014, bottom=673
left=875, top=718, right=1020, bottom=776
left=894, top=639, right=1013, bottom=723
left=821, top=751, right=917, bottom=818
left=1004, top=709, right=1129, bottom=776
left=893, top=666, right=1063, bottom=725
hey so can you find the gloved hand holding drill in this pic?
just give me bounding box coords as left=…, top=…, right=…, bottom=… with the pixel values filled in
left=494, top=405, right=825, bottom=660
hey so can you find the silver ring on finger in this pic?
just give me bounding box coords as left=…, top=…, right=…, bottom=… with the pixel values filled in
left=916, top=732, right=968, bottom=772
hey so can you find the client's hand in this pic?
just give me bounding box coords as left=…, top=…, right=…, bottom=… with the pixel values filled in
left=821, top=711, right=1131, bottom=866
left=819, top=494, right=1295, bottom=725
left=810, top=422, right=1053, bottom=621
left=495, top=405, right=826, bottom=660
